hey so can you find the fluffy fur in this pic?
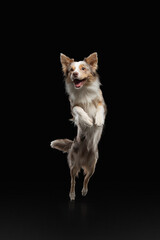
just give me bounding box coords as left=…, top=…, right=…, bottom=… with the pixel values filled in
left=50, top=53, right=107, bottom=200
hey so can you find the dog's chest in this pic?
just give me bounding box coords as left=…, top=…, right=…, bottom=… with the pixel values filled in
left=82, top=102, right=97, bottom=119
left=69, top=85, right=99, bottom=119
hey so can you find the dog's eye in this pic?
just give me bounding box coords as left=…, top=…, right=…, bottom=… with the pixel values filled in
left=70, top=68, right=74, bottom=71
left=82, top=67, right=85, bottom=70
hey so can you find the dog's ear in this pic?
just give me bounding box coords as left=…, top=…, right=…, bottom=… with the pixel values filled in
left=60, top=53, right=74, bottom=76
left=84, top=52, right=98, bottom=71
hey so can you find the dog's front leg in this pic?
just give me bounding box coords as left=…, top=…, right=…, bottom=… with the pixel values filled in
left=95, top=103, right=105, bottom=127
left=72, top=106, right=93, bottom=127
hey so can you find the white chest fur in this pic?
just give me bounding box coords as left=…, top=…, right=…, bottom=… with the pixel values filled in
left=66, top=81, right=100, bottom=119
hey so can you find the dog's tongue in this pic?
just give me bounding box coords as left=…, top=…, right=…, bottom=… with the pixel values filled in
left=74, top=79, right=82, bottom=88
left=75, top=82, right=82, bottom=88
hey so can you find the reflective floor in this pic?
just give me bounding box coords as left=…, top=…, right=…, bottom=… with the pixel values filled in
left=0, top=181, right=160, bottom=240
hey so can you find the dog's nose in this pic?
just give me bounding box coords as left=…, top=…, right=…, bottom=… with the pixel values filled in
left=73, top=72, right=78, bottom=78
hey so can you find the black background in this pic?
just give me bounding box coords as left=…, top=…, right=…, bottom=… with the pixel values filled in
left=1, top=4, right=159, bottom=240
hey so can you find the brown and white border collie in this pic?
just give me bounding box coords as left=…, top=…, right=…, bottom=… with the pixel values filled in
left=50, top=53, right=107, bottom=200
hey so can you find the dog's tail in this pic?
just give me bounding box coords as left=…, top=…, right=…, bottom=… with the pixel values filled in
left=50, top=139, right=73, bottom=153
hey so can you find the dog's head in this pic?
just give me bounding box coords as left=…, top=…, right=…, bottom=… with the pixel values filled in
left=60, top=53, right=98, bottom=89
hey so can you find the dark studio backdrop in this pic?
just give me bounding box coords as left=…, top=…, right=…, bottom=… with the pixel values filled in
left=2, top=13, right=157, bottom=184
left=1, top=4, right=159, bottom=240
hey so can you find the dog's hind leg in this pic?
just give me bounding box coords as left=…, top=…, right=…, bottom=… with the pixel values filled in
left=81, top=150, right=98, bottom=197
left=81, top=167, right=95, bottom=197
left=69, top=167, right=79, bottom=201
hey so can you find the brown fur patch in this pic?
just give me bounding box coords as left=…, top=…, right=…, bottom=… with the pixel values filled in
left=73, top=143, right=79, bottom=153
left=66, top=75, right=72, bottom=83
left=84, top=52, right=98, bottom=72
left=69, top=65, right=75, bottom=72
left=60, top=54, right=74, bottom=76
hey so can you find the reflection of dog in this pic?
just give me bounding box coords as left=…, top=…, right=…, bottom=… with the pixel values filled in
left=50, top=53, right=107, bottom=200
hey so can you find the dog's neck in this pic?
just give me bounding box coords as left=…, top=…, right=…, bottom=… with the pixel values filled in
left=65, top=77, right=101, bottom=105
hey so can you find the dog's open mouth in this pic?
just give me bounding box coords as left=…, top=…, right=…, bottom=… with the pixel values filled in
left=73, top=79, right=86, bottom=88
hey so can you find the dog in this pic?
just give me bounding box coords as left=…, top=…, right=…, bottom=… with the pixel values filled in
left=50, top=53, right=107, bottom=200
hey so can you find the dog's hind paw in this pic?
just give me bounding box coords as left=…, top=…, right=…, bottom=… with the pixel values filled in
left=81, top=188, right=88, bottom=196
left=69, top=192, right=76, bottom=201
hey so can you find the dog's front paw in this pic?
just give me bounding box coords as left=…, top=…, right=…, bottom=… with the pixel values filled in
left=95, top=114, right=104, bottom=127
left=83, top=116, right=93, bottom=127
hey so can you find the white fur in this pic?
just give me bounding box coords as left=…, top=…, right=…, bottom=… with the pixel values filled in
left=72, top=106, right=93, bottom=127
left=66, top=74, right=105, bottom=152
left=95, top=105, right=105, bottom=126
left=68, top=88, right=103, bottom=152
left=65, top=77, right=100, bottom=104
left=70, top=61, right=89, bottom=81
